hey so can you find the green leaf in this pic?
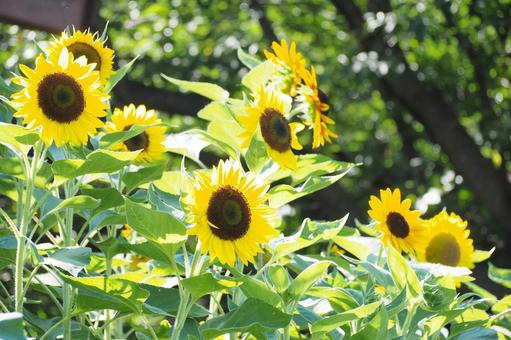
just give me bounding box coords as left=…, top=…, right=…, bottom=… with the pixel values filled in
left=237, top=275, right=282, bottom=306
left=306, top=287, right=359, bottom=312
left=161, top=74, right=229, bottom=102
left=164, top=130, right=210, bottom=165
left=311, top=301, right=382, bottom=335
left=268, top=264, right=290, bottom=294
left=52, top=149, right=139, bottom=180
left=472, top=248, right=495, bottom=263
left=125, top=198, right=186, bottom=261
left=286, top=261, right=331, bottom=301
left=0, top=233, right=17, bottom=269
left=44, top=247, right=91, bottom=276
left=200, top=298, right=292, bottom=338
left=61, top=275, right=149, bottom=313
left=0, top=312, right=25, bottom=340
left=181, top=273, right=237, bottom=302
left=122, top=162, right=166, bottom=193
left=89, top=210, right=126, bottom=230
left=237, top=48, right=262, bottom=69
left=350, top=306, right=388, bottom=340
left=104, top=56, right=138, bottom=93
left=488, top=263, right=511, bottom=289
left=0, top=123, right=39, bottom=154
left=270, top=216, right=347, bottom=262
left=245, top=136, right=268, bottom=173
left=142, top=284, right=208, bottom=318
left=241, top=60, right=276, bottom=92
left=99, top=123, right=169, bottom=148
left=387, top=246, right=422, bottom=298
left=268, top=170, right=351, bottom=208
left=45, top=195, right=100, bottom=217
left=80, top=187, right=124, bottom=213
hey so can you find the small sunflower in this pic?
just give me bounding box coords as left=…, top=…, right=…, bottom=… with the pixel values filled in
left=417, top=211, right=474, bottom=268
left=264, top=40, right=306, bottom=96
left=185, top=160, right=277, bottom=266
left=48, top=29, right=114, bottom=84
left=105, top=104, right=166, bottom=164
left=296, top=66, right=338, bottom=148
left=239, top=87, right=303, bottom=170
left=10, top=48, right=108, bottom=147
left=368, top=188, right=426, bottom=254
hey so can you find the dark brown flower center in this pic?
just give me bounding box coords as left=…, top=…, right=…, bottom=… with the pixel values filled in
left=37, top=73, right=85, bottom=122
left=317, top=88, right=330, bottom=113
left=68, top=42, right=102, bottom=71
left=386, top=212, right=410, bottom=238
left=123, top=125, right=149, bottom=151
left=259, top=108, right=291, bottom=152
left=207, top=185, right=251, bottom=240
left=425, top=233, right=461, bottom=267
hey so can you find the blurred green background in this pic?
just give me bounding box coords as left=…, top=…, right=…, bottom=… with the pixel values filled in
left=1, top=0, right=510, bottom=275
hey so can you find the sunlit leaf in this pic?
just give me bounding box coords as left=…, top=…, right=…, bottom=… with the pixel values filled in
left=0, top=312, right=25, bottom=340
left=161, top=75, right=229, bottom=102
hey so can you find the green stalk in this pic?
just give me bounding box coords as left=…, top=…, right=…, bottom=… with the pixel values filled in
left=104, top=256, right=112, bottom=340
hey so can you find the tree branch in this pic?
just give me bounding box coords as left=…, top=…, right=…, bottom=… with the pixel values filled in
left=248, top=0, right=278, bottom=43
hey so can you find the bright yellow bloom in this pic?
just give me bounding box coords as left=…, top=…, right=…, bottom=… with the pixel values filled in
left=368, top=188, right=426, bottom=254
left=417, top=211, right=474, bottom=268
left=239, top=87, right=303, bottom=170
left=296, top=66, right=338, bottom=148
left=185, top=160, right=277, bottom=266
left=10, top=48, right=108, bottom=147
left=105, top=104, right=166, bottom=164
left=48, top=29, right=114, bottom=84
left=264, top=40, right=306, bottom=96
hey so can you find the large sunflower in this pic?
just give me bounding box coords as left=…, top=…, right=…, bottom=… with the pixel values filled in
left=10, top=48, right=108, bottom=147
left=264, top=40, right=306, bottom=96
left=296, top=66, right=338, bottom=148
left=48, top=29, right=114, bottom=84
left=239, top=87, right=303, bottom=170
left=105, top=104, right=166, bottom=164
left=368, top=188, right=426, bottom=254
left=185, top=160, right=277, bottom=266
left=417, top=211, right=474, bottom=268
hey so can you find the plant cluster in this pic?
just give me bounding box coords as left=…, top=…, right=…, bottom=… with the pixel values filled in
left=0, top=27, right=509, bottom=340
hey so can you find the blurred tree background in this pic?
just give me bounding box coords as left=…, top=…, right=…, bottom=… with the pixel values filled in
left=1, top=0, right=510, bottom=282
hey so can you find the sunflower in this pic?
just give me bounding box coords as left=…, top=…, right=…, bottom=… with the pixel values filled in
left=105, top=104, right=166, bottom=164
left=417, top=211, right=474, bottom=268
left=368, top=188, right=426, bottom=254
left=10, top=48, right=108, bottom=147
left=296, top=66, right=338, bottom=148
left=48, top=29, right=114, bottom=84
left=264, top=40, right=307, bottom=96
left=185, top=160, right=277, bottom=266
left=239, top=87, right=303, bottom=170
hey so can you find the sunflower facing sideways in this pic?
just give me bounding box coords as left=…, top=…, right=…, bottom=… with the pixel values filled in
left=185, top=160, right=277, bottom=266
left=105, top=104, right=166, bottom=164
left=417, top=211, right=474, bottom=268
left=239, top=87, right=304, bottom=170
left=48, top=29, right=114, bottom=84
left=264, top=40, right=306, bottom=97
left=368, top=188, right=426, bottom=254
left=296, top=66, right=338, bottom=148
left=10, top=48, right=108, bottom=146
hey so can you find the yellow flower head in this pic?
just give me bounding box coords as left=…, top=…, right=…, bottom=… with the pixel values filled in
left=105, top=104, right=166, bottom=164
left=239, top=87, right=304, bottom=170
left=296, top=66, right=338, bottom=148
left=368, top=188, right=426, bottom=254
left=264, top=40, right=306, bottom=96
left=185, top=159, right=278, bottom=266
left=10, top=48, right=108, bottom=147
left=48, top=29, right=114, bottom=84
left=417, top=211, right=474, bottom=268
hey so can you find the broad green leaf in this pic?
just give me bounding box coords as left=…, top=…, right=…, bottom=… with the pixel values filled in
left=0, top=312, right=25, bottom=340
left=61, top=275, right=149, bottom=313
left=488, top=263, right=511, bottom=289
left=44, top=247, right=91, bottom=276
left=270, top=216, right=347, bottom=262
left=80, top=187, right=124, bottom=213
left=122, top=162, right=166, bottom=193
left=147, top=184, right=186, bottom=221
left=153, top=171, right=188, bottom=195
left=89, top=210, right=126, bottom=230
left=0, top=123, right=39, bottom=154
left=52, top=149, right=139, bottom=180
left=237, top=275, right=282, bottom=306
left=161, top=74, right=229, bottom=102
left=311, top=301, right=382, bottom=334
left=200, top=298, right=292, bottom=338
left=333, top=235, right=374, bottom=261
left=0, top=233, right=16, bottom=270
left=450, top=327, right=498, bottom=340
left=104, top=56, right=138, bottom=93
left=386, top=288, right=408, bottom=318
left=492, top=295, right=511, bottom=314
left=387, top=246, right=422, bottom=298
left=142, top=284, right=208, bottom=317
left=245, top=136, right=268, bottom=173
left=163, top=130, right=210, bottom=165
left=286, top=261, right=331, bottom=301
left=351, top=306, right=388, bottom=340
left=352, top=259, right=394, bottom=288
left=45, top=195, right=100, bottom=217
left=237, top=47, right=262, bottom=69
left=306, top=287, right=359, bottom=312
left=181, top=273, right=237, bottom=302
left=99, top=123, right=168, bottom=148
left=472, top=248, right=495, bottom=263
left=241, top=60, right=276, bottom=92
left=268, top=264, right=290, bottom=294
left=268, top=170, right=351, bottom=208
